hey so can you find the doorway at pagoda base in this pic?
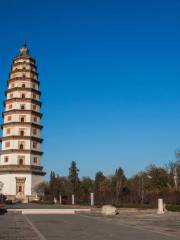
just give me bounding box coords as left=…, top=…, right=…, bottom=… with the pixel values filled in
left=16, top=177, right=26, bottom=199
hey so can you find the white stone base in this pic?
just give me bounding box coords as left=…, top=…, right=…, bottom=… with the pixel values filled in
left=8, top=208, right=91, bottom=214
left=0, top=173, right=43, bottom=198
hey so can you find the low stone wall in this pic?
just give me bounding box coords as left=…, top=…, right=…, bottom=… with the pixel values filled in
left=8, top=208, right=91, bottom=214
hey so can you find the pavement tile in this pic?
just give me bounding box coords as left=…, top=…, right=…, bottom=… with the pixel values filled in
left=0, top=213, right=39, bottom=240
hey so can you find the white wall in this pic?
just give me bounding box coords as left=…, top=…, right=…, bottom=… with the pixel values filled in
left=1, top=139, right=40, bottom=151
left=0, top=153, right=41, bottom=166
left=5, top=102, right=40, bottom=111
left=8, top=81, right=38, bottom=89
left=0, top=173, right=44, bottom=196
left=3, top=125, right=40, bottom=137
left=4, top=114, right=31, bottom=123
left=7, top=91, right=39, bottom=100
left=0, top=153, right=31, bottom=165
left=0, top=173, right=32, bottom=195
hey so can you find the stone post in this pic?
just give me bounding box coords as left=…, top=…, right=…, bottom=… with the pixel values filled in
left=157, top=198, right=164, bottom=214
left=34, top=193, right=39, bottom=201
left=59, top=194, right=62, bottom=204
left=53, top=197, right=57, bottom=204
left=90, top=192, right=94, bottom=206
left=72, top=194, right=75, bottom=205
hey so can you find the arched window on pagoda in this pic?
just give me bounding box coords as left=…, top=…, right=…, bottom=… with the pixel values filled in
left=19, top=159, right=24, bottom=165
left=19, top=144, right=24, bottom=150
left=20, top=105, right=25, bottom=110
left=20, top=117, right=25, bottom=123
left=20, top=130, right=24, bottom=136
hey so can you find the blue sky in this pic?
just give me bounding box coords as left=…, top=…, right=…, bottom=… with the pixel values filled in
left=0, top=0, right=180, bottom=178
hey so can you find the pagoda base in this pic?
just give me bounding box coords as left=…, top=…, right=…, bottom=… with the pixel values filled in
left=0, top=172, right=44, bottom=199
left=4, top=195, right=38, bottom=203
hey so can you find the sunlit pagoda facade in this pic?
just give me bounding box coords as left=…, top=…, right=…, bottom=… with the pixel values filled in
left=0, top=44, right=45, bottom=201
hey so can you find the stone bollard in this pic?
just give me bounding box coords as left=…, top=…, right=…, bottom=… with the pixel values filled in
left=157, top=198, right=164, bottom=214
left=53, top=197, right=57, bottom=204
left=90, top=193, right=94, bottom=206
left=59, top=195, right=62, bottom=204
left=34, top=194, right=39, bottom=201
left=72, top=194, right=75, bottom=205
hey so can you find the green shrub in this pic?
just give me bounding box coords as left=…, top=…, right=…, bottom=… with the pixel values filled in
left=166, top=205, right=180, bottom=212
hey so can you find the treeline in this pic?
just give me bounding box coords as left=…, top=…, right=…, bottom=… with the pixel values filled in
left=35, top=152, right=180, bottom=206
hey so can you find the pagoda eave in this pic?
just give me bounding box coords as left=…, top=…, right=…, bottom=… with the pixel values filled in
left=5, top=87, right=41, bottom=96
left=13, top=55, right=36, bottom=63
left=8, top=77, right=40, bottom=85
left=2, top=110, right=43, bottom=118
left=4, top=98, right=42, bottom=107
left=1, top=122, right=43, bottom=130
left=0, top=149, right=43, bottom=155
left=1, top=136, right=43, bottom=143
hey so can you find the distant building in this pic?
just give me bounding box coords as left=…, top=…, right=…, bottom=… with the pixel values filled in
left=0, top=44, right=45, bottom=201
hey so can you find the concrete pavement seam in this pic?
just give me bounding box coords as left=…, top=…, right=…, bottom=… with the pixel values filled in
left=23, top=214, right=48, bottom=240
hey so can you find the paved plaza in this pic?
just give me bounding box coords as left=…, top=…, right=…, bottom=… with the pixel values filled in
left=0, top=211, right=180, bottom=239
left=0, top=212, right=39, bottom=240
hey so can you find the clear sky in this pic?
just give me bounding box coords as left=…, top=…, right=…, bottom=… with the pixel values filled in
left=0, top=0, right=180, bottom=179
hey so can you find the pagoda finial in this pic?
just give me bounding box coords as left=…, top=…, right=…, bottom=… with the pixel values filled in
left=23, top=40, right=27, bottom=48
left=20, top=40, right=29, bottom=56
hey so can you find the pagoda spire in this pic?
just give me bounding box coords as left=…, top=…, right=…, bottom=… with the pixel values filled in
left=23, top=40, right=27, bottom=48
left=20, top=40, right=29, bottom=56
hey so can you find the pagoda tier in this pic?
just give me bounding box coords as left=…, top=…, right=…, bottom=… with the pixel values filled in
left=8, top=78, right=40, bottom=85
left=0, top=44, right=45, bottom=200
left=2, top=110, right=43, bottom=117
